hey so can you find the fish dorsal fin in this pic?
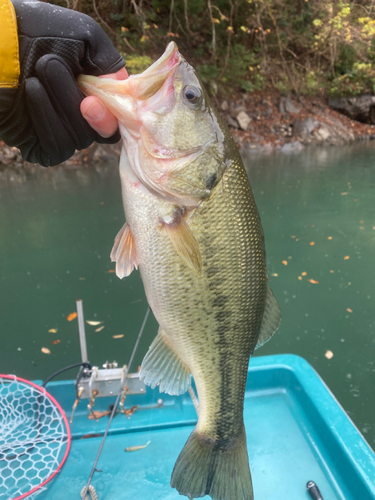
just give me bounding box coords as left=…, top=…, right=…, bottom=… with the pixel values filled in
left=139, top=329, right=191, bottom=396
left=161, top=209, right=202, bottom=275
left=110, top=222, right=138, bottom=279
left=255, top=285, right=281, bottom=350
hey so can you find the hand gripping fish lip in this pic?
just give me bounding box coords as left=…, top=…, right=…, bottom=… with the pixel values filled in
left=77, top=42, right=180, bottom=122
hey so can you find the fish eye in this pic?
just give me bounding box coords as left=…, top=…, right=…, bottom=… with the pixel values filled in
left=183, top=85, right=201, bottom=105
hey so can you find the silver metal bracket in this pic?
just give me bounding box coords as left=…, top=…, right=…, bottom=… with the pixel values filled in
left=77, top=365, right=146, bottom=399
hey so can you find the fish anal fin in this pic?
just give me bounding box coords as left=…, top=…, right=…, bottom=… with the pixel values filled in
left=255, top=285, right=281, bottom=350
left=171, top=425, right=253, bottom=500
left=161, top=208, right=202, bottom=275
left=110, top=222, right=138, bottom=279
left=139, top=329, right=191, bottom=396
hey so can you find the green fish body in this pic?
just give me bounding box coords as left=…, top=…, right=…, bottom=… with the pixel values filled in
left=78, top=42, right=280, bottom=500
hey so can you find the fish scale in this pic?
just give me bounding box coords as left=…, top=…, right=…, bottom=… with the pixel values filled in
left=78, top=41, right=280, bottom=500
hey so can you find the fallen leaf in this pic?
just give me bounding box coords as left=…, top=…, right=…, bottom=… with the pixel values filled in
left=48, top=328, right=57, bottom=333
left=291, top=235, right=296, bottom=239
left=282, top=260, right=288, bottom=266
left=327, top=236, right=332, bottom=240
left=95, top=326, right=105, bottom=332
left=67, top=312, right=77, bottom=321
left=113, top=334, right=124, bottom=339
left=79, top=277, right=86, bottom=280
left=52, top=340, right=61, bottom=344
left=344, top=255, right=350, bottom=260
left=108, top=270, right=115, bottom=273
left=122, top=405, right=139, bottom=419
left=346, top=308, right=353, bottom=313
left=41, top=347, right=51, bottom=354
left=353, top=199, right=358, bottom=202
left=311, top=225, right=314, bottom=228
left=301, top=272, right=307, bottom=276
left=81, top=433, right=102, bottom=439
left=359, top=220, right=364, bottom=224
left=310, top=241, right=315, bottom=246
left=325, top=350, right=334, bottom=360
left=272, top=273, right=278, bottom=277
left=88, top=410, right=110, bottom=420
left=86, top=321, right=102, bottom=326
left=359, top=226, right=364, bottom=230
left=308, top=279, right=319, bottom=284
left=298, top=276, right=302, bottom=281
left=341, top=192, right=349, bottom=195
left=330, top=270, right=334, bottom=273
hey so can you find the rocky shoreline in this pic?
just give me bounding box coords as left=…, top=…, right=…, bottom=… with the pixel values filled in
left=1, top=91, right=374, bottom=172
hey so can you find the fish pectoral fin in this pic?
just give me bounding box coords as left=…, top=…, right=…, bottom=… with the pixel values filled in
left=161, top=209, right=202, bottom=275
left=110, top=222, right=138, bottom=279
left=139, top=329, right=191, bottom=396
left=255, top=285, right=281, bottom=350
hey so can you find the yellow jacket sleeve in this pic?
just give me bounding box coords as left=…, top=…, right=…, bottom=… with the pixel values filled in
left=0, top=0, right=20, bottom=88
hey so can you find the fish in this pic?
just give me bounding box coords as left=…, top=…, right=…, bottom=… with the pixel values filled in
left=78, top=42, right=280, bottom=500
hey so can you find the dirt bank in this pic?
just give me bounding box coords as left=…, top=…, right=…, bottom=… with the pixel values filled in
left=1, top=92, right=374, bottom=172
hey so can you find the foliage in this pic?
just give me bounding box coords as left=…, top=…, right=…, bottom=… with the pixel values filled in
left=52, top=0, right=375, bottom=97
left=122, top=54, right=153, bottom=74
left=329, top=62, right=375, bottom=96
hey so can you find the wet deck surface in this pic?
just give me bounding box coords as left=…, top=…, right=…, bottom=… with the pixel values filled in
left=33, top=356, right=375, bottom=500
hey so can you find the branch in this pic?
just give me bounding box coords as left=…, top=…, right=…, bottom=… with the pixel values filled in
left=207, top=0, right=216, bottom=61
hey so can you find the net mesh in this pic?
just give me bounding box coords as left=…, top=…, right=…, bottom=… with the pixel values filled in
left=0, top=375, right=70, bottom=500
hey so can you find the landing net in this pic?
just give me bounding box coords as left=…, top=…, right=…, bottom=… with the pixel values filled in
left=0, top=375, right=71, bottom=500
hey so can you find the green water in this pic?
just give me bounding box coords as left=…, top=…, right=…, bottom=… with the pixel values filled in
left=0, top=143, right=374, bottom=450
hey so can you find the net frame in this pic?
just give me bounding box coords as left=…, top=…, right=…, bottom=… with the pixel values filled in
left=0, top=374, right=71, bottom=500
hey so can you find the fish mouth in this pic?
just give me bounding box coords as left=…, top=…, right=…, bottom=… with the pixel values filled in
left=77, top=42, right=180, bottom=123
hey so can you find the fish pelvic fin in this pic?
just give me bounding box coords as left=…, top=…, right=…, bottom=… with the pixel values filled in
left=255, top=284, right=281, bottom=350
left=171, top=425, right=253, bottom=500
left=139, top=329, right=191, bottom=395
left=110, top=222, right=138, bottom=279
left=161, top=208, right=202, bottom=275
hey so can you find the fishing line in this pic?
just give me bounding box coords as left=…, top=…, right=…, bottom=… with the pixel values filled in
left=80, top=307, right=150, bottom=500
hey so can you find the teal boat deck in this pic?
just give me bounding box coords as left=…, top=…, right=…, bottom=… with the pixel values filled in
left=35, top=354, right=375, bottom=500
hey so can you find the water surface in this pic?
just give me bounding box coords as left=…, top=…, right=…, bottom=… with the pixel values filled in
left=0, top=142, right=374, bottom=449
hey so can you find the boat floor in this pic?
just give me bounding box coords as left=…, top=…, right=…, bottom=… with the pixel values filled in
left=34, top=354, right=375, bottom=500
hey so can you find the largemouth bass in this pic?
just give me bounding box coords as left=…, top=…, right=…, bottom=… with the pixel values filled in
left=78, top=42, right=280, bottom=500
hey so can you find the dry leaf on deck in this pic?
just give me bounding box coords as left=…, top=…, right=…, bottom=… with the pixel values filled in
left=86, top=321, right=102, bottom=326
left=95, top=326, right=105, bottom=332
left=113, top=334, right=124, bottom=339
left=325, top=350, right=334, bottom=360
left=41, top=347, right=51, bottom=354
left=48, top=328, right=57, bottom=333
left=52, top=340, right=61, bottom=344
left=67, top=312, right=77, bottom=321
left=308, top=279, right=319, bottom=284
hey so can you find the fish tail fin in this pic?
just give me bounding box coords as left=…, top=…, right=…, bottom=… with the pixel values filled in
left=171, top=425, right=253, bottom=500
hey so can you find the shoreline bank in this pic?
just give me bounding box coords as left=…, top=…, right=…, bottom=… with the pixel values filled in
left=1, top=91, right=374, bottom=173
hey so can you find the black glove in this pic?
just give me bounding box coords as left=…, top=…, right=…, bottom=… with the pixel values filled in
left=0, top=0, right=125, bottom=167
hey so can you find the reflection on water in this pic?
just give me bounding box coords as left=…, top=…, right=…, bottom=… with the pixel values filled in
left=0, top=142, right=374, bottom=451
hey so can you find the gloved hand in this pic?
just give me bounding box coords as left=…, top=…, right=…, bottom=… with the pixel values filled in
left=0, top=0, right=125, bottom=167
